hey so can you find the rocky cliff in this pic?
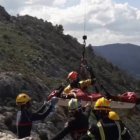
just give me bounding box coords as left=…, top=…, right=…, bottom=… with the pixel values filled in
left=0, top=6, right=10, bottom=21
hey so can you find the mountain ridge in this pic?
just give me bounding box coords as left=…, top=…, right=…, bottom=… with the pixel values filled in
left=93, top=43, right=140, bottom=79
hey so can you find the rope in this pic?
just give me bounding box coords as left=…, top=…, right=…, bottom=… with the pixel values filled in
left=82, top=0, right=87, bottom=60
left=77, top=0, right=89, bottom=80
left=78, top=0, right=88, bottom=80
left=83, top=0, right=87, bottom=38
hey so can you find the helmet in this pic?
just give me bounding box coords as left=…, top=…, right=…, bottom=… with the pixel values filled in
left=16, top=93, right=31, bottom=105
left=93, top=97, right=111, bottom=111
left=67, top=71, right=78, bottom=81
left=68, top=98, right=81, bottom=110
left=108, top=111, right=120, bottom=121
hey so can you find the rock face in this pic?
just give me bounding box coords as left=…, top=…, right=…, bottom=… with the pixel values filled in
left=0, top=6, right=10, bottom=21
left=0, top=131, right=16, bottom=140
left=0, top=131, right=40, bottom=140
left=0, top=72, right=49, bottom=104
left=120, top=107, right=140, bottom=140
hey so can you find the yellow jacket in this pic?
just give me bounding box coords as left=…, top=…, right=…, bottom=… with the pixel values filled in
left=64, top=79, right=92, bottom=94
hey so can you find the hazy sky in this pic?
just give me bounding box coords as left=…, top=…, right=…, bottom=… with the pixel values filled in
left=0, top=0, right=140, bottom=46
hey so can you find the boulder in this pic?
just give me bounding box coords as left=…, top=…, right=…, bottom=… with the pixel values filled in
left=0, top=72, right=48, bottom=103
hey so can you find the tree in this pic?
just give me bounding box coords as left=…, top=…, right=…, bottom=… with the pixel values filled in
left=55, top=24, right=64, bottom=34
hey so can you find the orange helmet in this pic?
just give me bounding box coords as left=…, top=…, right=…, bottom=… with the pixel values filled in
left=93, top=97, right=111, bottom=111
left=67, top=71, right=78, bottom=81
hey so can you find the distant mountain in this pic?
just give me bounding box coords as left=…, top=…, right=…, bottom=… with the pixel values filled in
left=93, top=43, right=140, bottom=79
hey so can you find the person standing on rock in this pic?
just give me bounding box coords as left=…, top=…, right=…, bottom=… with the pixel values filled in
left=16, top=93, right=58, bottom=139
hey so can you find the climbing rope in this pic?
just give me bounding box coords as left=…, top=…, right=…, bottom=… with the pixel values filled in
left=78, top=0, right=89, bottom=80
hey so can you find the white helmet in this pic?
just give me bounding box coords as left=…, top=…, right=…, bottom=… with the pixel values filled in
left=68, top=98, right=81, bottom=110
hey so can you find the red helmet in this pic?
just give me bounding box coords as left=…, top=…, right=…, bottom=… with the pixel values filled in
left=67, top=71, right=78, bottom=81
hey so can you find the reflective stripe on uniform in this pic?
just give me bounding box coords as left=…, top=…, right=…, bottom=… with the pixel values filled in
left=89, top=112, right=123, bottom=140
left=115, top=121, right=121, bottom=140
left=87, top=130, right=95, bottom=139
left=97, top=121, right=105, bottom=140
left=121, top=127, right=127, bottom=135
left=17, top=122, right=32, bottom=126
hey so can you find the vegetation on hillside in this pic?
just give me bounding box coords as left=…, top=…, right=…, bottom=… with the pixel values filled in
left=0, top=6, right=140, bottom=94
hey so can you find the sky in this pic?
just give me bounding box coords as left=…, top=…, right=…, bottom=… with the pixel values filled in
left=0, top=0, right=140, bottom=46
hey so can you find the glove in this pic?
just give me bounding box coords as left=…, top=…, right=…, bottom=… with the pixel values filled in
left=50, top=97, right=58, bottom=107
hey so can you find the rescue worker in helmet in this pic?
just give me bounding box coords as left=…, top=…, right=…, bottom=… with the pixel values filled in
left=80, top=97, right=132, bottom=140
left=16, top=93, right=58, bottom=139
left=51, top=98, right=91, bottom=140
left=62, top=66, right=97, bottom=98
